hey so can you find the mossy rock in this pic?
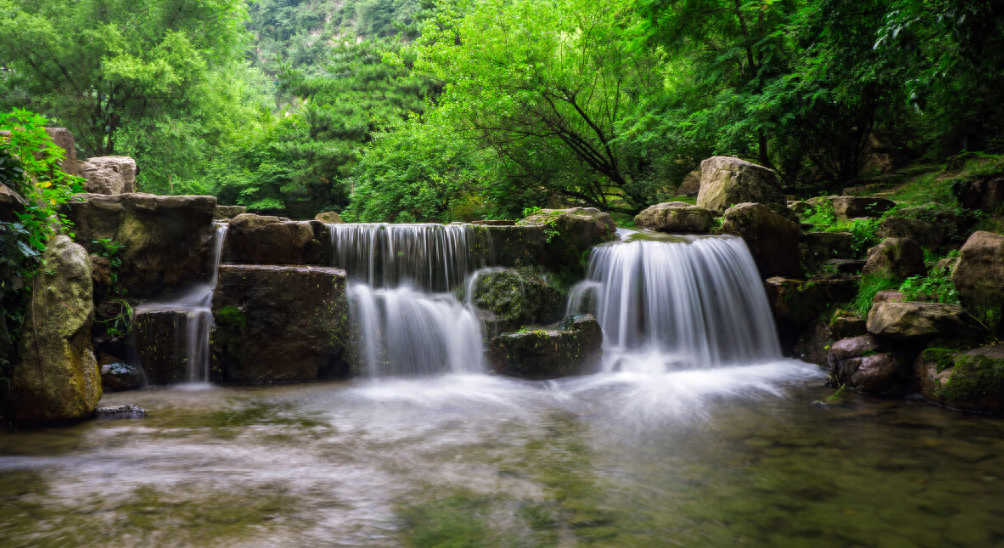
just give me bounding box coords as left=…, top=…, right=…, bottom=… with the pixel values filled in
left=463, top=267, right=564, bottom=333
left=916, top=346, right=1004, bottom=413
left=487, top=315, right=603, bottom=379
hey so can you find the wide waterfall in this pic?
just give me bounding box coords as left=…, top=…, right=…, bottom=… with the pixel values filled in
left=328, top=224, right=490, bottom=377
left=568, top=235, right=781, bottom=373
left=134, top=222, right=228, bottom=384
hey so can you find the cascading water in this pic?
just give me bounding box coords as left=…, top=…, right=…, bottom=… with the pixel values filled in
left=134, top=222, right=228, bottom=383
left=328, top=224, right=491, bottom=377
left=567, top=234, right=781, bottom=373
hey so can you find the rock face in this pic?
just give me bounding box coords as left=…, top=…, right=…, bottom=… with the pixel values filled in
left=45, top=127, right=78, bottom=176
left=315, top=211, right=343, bottom=223
left=487, top=315, right=603, bottom=379
left=221, top=213, right=331, bottom=265
left=676, top=170, right=701, bottom=196
left=211, top=265, right=349, bottom=384
left=132, top=308, right=204, bottom=385
left=863, top=238, right=925, bottom=280
left=916, top=346, right=1004, bottom=413
left=721, top=203, right=803, bottom=277
left=78, top=156, right=137, bottom=195
left=98, top=355, right=144, bottom=392
left=954, top=177, right=1004, bottom=213
left=466, top=268, right=564, bottom=333
left=214, top=205, right=246, bottom=220
left=0, top=183, right=26, bottom=223
left=765, top=276, right=858, bottom=348
left=830, top=196, right=896, bottom=219
left=697, top=156, right=786, bottom=213
left=877, top=216, right=944, bottom=251
left=63, top=193, right=217, bottom=298
left=953, top=231, right=1004, bottom=318
left=866, top=301, right=971, bottom=340
left=518, top=207, right=617, bottom=275
left=12, top=236, right=102, bottom=421
left=827, top=336, right=904, bottom=393
left=634, top=202, right=714, bottom=233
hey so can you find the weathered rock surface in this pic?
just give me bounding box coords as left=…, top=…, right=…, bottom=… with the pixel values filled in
left=98, top=354, right=144, bottom=392
left=828, top=336, right=904, bottom=393
left=315, top=211, right=343, bottom=223
left=211, top=265, right=349, bottom=384
left=78, top=156, right=137, bottom=195
left=214, top=205, right=246, bottom=220
left=766, top=276, right=858, bottom=348
left=12, top=236, right=101, bottom=421
left=63, top=193, right=217, bottom=298
left=222, top=213, right=331, bottom=265
left=916, top=346, right=1004, bottom=413
left=518, top=208, right=617, bottom=276
left=45, top=127, right=78, bottom=176
left=465, top=268, right=564, bottom=333
left=830, top=196, right=896, bottom=219
left=953, top=231, right=1004, bottom=319
left=697, top=156, right=786, bottom=214
left=132, top=308, right=205, bottom=385
left=488, top=315, right=603, bottom=379
left=863, top=238, right=925, bottom=280
left=676, top=170, right=701, bottom=196
left=792, top=311, right=867, bottom=366
left=877, top=216, right=944, bottom=251
left=0, top=182, right=25, bottom=223
left=95, top=405, right=146, bottom=419
left=634, top=202, right=714, bottom=233
left=721, top=203, right=803, bottom=277
left=867, top=301, right=972, bottom=340
left=873, top=290, right=906, bottom=303
left=954, top=177, right=1004, bottom=213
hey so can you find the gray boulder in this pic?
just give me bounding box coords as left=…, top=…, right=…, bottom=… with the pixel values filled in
left=828, top=335, right=903, bottom=393
left=214, top=205, right=246, bottom=220
left=876, top=216, right=944, bottom=251
left=634, top=202, right=714, bottom=233
left=78, top=156, right=137, bottom=195
left=866, top=301, right=972, bottom=340
left=697, top=156, right=786, bottom=213
left=953, top=231, right=1004, bottom=321
left=863, top=238, right=925, bottom=280
left=721, top=202, right=803, bottom=277
left=830, top=196, right=896, bottom=219
left=12, top=236, right=102, bottom=421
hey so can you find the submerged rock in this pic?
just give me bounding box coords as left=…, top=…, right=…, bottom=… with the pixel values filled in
left=222, top=213, right=331, bottom=265
left=63, top=193, right=217, bottom=298
left=465, top=268, right=564, bottom=333
left=95, top=405, right=146, bottom=419
left=12, top=236, right=102, bottom=422
left=696, top=156, right=786, bottom=214
left=915, top=346, right=1004, bottom=413
left=487, top=315, right=603, bottom=379
left=211, top=265, right=349, bottom=384
left=98, top=354, right=144, bottom=392
left=867, top=302, right=973, bottom=340
left=721, top=203, right=803, bottom=277
left=830, top=196, right=895, bottom=219
left=78, top=156, right=136, bottom=195
left=634, top=202, right=714, bottom=233
left=863, top=238, right=925, bottom=280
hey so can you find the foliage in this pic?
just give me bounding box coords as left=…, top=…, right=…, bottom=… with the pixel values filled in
left=850, top=275, right=899, bottom=318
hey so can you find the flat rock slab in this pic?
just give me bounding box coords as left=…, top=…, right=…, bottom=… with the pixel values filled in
left=487, top=315, right=602, bottom=379
left=222, top=213, right=331, bottom=265
left=867, top=301, right=972, bottom=339
left=634, top=202, right=714, bottom=233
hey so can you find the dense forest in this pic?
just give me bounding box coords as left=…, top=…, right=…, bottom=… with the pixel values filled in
left=2, top=0, right=1003, bottom=221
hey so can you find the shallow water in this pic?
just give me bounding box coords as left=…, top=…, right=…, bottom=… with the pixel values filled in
left=3, top=363, right=1004, bottom=548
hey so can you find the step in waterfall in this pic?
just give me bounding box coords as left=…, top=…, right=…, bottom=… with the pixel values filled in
left=567, top=234, right=781, bottom=374
left=328, top=224, right=491, bottom=377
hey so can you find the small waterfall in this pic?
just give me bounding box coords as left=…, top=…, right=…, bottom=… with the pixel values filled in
left=135, top=222, right=228, bottom=384
left=570, top=235, right=781, bottom=372
left=327, top=224, right=491, bottom=377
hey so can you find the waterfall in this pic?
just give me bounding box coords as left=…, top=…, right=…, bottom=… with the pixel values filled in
left=568, top=235, right=781, bottom=373
left=327, top=224, right=491, bottom=377
left=135, top=222, right=228, bottom=384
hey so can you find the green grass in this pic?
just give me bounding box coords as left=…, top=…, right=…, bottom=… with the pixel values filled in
left=850, top=275, right=899, bottom=317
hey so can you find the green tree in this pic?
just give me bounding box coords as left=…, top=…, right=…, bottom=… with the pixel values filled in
left=0, top=0, right=251, bottom=156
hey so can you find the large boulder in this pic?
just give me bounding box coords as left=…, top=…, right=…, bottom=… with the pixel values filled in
left=11, top=236, right=101, bottom=421
left=518, top=207, right=617, bottom=276
left=721, top=202, right=803, bottom=277
left=876, top=216, right=944, bottom=251
left=214, top=205, right=246, bottom=220
left=765, top=276, right=858, bottom=349
left=866, top=301, right=972, bottom=340
left=634, top=202, right=714, bottom=233
left=465, top=268, right=564, bottom=334
left=211, top=265, right=349, bottom=384
left=827, top=335, right=905, bottom=393
left=63, top=193, right=217, bottom=298
left=0, top=182, right=26, bottom=223
left=862, top=238, right=925, bottom=280
left=221, top=213, right=331, bottom=265
left=98, top=354, right=144, bottom=392
left=487, top=315, right=603, bottom=379
left=315, top=211, right=343, bottom=224
left=953, top=177, right=1004, bottom=213
left=915, top=346, right=1004, bottom=413
left=953, top=231, right=1004, bottom=319
left=78, top=156, right=137, bottom=195
left=830, top=196, right=896, bottom=219
left=676, top=170, right=701, bottom=196
left=696, top=156, right=786, bottom=214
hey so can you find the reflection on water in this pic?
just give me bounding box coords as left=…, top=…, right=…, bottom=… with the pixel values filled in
left=3, top=364, right=1004, bottom=547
